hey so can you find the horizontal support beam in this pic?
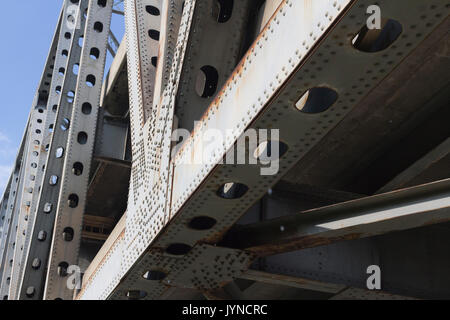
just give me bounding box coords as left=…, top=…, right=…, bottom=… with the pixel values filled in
left=239, top=270, right=345, bottom=294
left=239, top=270, right=417, bottom=299
left=223, top=179, right=450, bottom=256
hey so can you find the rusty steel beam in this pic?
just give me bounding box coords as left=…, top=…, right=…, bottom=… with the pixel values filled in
left=239, top=270, right=418, bottom=299
left=239, top=269, right=346, bottom=294
left=76, top=0, right=450, bottom=300
left=222, top=179, right=450, bottom=256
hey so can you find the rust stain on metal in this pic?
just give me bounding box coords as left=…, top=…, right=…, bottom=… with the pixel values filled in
left=172, top=1, right=290, bottom=161
left=76, top=230, right=125, bottom=299
left=421, top=217, right=450, bottom=227
left=248, top=233, right=364, bottom=257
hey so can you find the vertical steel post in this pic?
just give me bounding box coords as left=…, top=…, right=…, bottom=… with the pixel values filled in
left=43, top=0, right=113, bottom=300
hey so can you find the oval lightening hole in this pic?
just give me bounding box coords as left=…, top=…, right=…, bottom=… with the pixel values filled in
left=82, top=102, right=92, bottom=114
left=165, top=243, right=192, bottom=256
left=77, top=132, right=88, bottom=144
left=73, top=63, right=80, bottom=75
left=146, top=5, right=160, bottom=16
left=68, top=194, right=79, bottom=208
left=44, top=203, right=53, bottom=214
left=90, top=47, right=100, bottom=60
left=56, top=147, right=64, bottom=158
left=63, top=227, right=74, bottom=242
left=126, top=290, right=147, bottom=300
left=151, top=56, right=157, bottom=67
left=61, top=118, right=70, bottom=131
left=148, top=29, right=160, bottom=41
left=295, top=87, right=338, bottom=114
left=38, top=231, right=47, bottom=242
left=57, top=262, right=69, bottom=277
left=212, top=0, right=234, bottom=23
left=195, top=66, right=218, bottom=98
left=143, top=270, right=167, bottom=281
left=254, top=141, right=288, bottom=164
left=32, top=259, right=41, bottom=270
left=72, top=162, right=84, bottom=176
left=352, top=19, right=402, bottom=53
left=188, top=216, right=217, bottom=230
left=67, top=91, right=75, bottom=103
left=94, top=21, right=103, bottom=33
left=86, top=74, right=96, bottom=87
left=217, top=183, right=248, bottom=199
left=49, top=175, right=59, bottom=186
left=26, top=287, right=35, bottom=298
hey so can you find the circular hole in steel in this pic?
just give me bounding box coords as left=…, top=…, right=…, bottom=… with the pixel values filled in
left=217, top=183, right=248, bottom=199
left=77, top=132, right=88, bottom=145
left=188, top=216, right=217, bottom=230
left=72, top=162, right=84, bottom=176
left=90, top=47, right=100, bottom=60
left=212, top=0, right=234, bottom=23
left=67, top=91, right=75, bottom=103
left=68, top=194, right=79, bottom=208
left=253, top=140, right=288, bottom=164
left=56, top=147, right=64, bottom=159
left=94, top=21, right=103, bottom=33
left=26, top=287, right=35, bottom=298
left=32, top=258, right=41, bottom=270
left=82, top=102, right=92, bottom=114
left=61, top=118, right=70, bottom=131
left=126, top=290, right=147, bottom=300
left=49, top=175, right=59, bottom=186
left=145, top=5, right=160, bottom=16
left=38, top=231, right=47, bottom=242
left=352, top=19, right=402, bottom=53
left=148, top=29, right=160, bottom=41
left=151, top=56, right=157, bottom=67
left=142, top=270, right=167, bottom=281
left=195, top=65, right=219, bottom=98
left=295, top=87, right=338, bottom=114
left=57, top=262, right=69, bottom=277
left=44, top=203, right=53, bottom=214
left=86, top=74, right=96, bottom=87
left=63, top=227, right=74, bottom=242
left=165, top=243, right=192, bottom=256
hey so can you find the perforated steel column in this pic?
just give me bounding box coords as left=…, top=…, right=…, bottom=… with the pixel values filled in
left=43, top=0, right=113, bottom=300
left=19, top=0, right=90, bottom=300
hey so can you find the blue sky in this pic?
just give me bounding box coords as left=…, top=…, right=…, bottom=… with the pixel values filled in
left=0, top=1, right=62, bottom=196
left=0, top=1, right=124, bottom=196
